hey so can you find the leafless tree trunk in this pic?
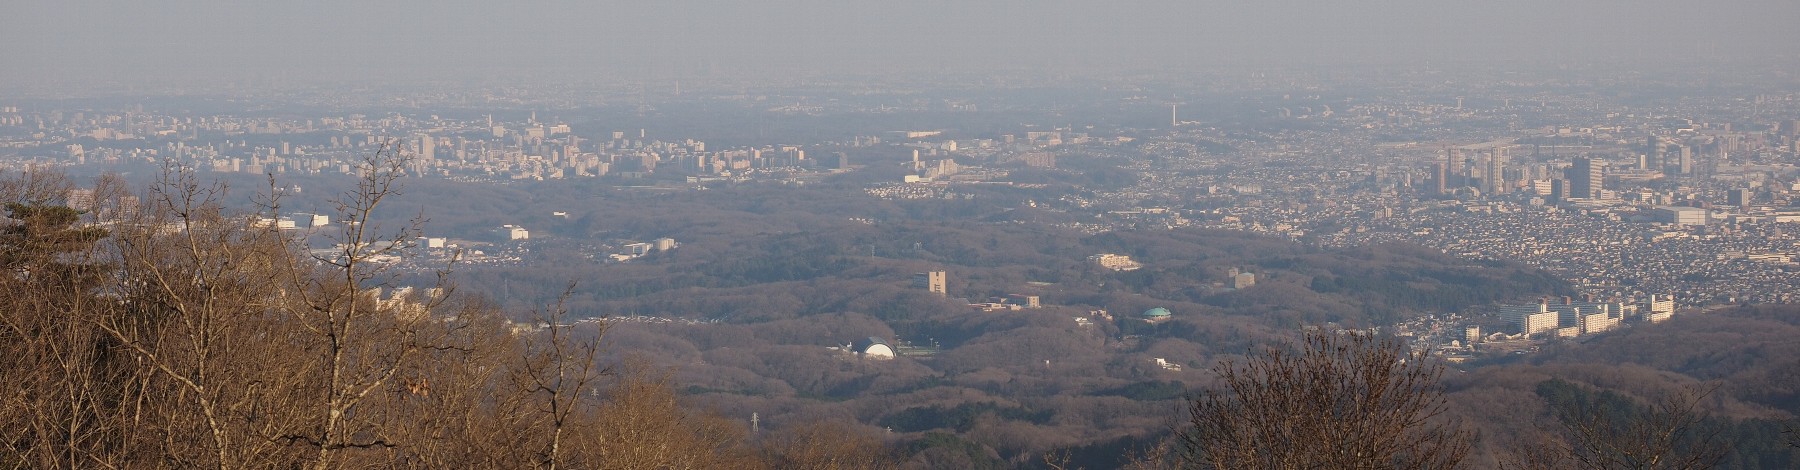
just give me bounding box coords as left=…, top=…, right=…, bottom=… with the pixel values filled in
left=93, top=162, right=304, bottom=468
left=513, top=285, right=608, bottom=470
left=262, top=142, right=449, bottom=469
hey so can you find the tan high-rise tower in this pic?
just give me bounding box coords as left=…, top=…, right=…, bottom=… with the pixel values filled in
left=913, top=271, right=946, bottom=296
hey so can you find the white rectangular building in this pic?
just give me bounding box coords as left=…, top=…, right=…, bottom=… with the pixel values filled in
left=1651, top=206, right=1708, bottom=226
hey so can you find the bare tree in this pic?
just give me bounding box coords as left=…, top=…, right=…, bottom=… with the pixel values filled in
left=1042, top=449, right=1078, bottom=470
left=512, top=285, right=608, bottom=470
left=761, top=420, right=897, bottom=470
left=0, top=150, right=910, bottom=470
left=0, top=168, right=134, bottom=468
left=368, top=295, right=523, bottom=468
left=1120, top=439, right=1183, bottom=470
left=266, top=141, right=459, bottom=469
left=96, top=162, right=308, bottom=468
left=585, top=365, right=758, bottom=470
left=1495, top=425, right=1576, bottom=470
left=1177, top=330, right=1472, bottom=469
left=1538, top=383, right=1726, bottom=470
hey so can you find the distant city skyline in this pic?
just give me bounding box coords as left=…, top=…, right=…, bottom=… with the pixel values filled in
left=6, top=0, right=1800, bottom=92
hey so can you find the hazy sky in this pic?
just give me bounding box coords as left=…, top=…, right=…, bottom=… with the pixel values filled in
left=5, top=0, right=1799, bottom=90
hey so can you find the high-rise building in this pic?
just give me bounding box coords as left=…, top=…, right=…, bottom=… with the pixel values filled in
left=1568, top=157, right=1600, bottom=199
left=1446, top=149, right=1463, bottom=188
left=1485, top=150, right=1503, bottom=194
left=1644, top=295, right=1676, bottom=322
left=417, top=134, right=435, bottom=161
left=1727, top=188, right=1750, bottom=208
left=1501, top=300, right=1627, bottom=337
left=913, top=271, right=946, bottom=296
left=1520, top=310, right=1559, bottom=336
left=1677, top=145, right=1693, bottom=175
left=1430, top=162, right=1447, bottom=196
left=1580, top=311, right=1619, bottom=334
left=1645, top=136, right=1662, bottom=170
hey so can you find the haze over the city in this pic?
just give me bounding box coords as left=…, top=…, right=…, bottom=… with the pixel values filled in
left=7, top=0, right=1800, bottom=92
left=8, top=1, right=1800, bottom=468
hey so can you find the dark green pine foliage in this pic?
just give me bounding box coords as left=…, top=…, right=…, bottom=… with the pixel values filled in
left=1, top=202, right=110, bottom=271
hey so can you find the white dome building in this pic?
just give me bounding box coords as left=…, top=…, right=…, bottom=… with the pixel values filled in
left=851, top=336, right=895, bottom=359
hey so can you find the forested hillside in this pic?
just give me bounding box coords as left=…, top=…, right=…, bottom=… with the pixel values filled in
left=1443, top=304, right=1800, bottom=468
left=0, top=164, right=891, bottom=469
left=335, top=175, right=1592, bottom=467
left=10, top=163, right=1796, bottom=469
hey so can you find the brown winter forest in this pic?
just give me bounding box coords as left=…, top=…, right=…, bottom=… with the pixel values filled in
left=5, top=152, right=1800, bottom=469
left=0, top=158, right=893, bottom=469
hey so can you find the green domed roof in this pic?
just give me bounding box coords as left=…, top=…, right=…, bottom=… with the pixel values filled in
left=1142, top=307, right=1172, bottom=318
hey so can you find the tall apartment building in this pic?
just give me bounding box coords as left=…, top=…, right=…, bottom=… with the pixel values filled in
left=1580, top=311, right=1620, bottom=334
left=1643, top=295, right=1676, bottom=323
left=913, top=271, right=946, bottom=296
left=1500, top=299, right=1629, bottom=337
left=1568, top=157, right=1601, bottom=199
left=1501, top=302, right=1561, bottom=336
